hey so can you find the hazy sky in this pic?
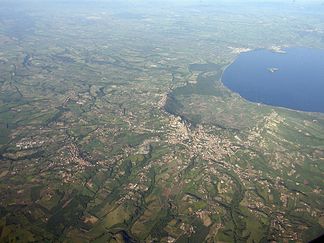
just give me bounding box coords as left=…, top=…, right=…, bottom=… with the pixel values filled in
left=2, top=0, right=324, bottom=3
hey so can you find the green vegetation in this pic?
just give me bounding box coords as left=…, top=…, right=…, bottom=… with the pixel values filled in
left=0, top=1, right=323, bottom=242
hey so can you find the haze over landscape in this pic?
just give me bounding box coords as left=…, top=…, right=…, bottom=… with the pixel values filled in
left=0, top=0, right=323, bottom=242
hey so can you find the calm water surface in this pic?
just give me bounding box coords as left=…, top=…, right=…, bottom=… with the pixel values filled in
left=222, top=48, right=324, bottom=112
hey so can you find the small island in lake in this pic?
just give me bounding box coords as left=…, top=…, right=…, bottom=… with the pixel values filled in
left=267, top=67, right=279, bottom=73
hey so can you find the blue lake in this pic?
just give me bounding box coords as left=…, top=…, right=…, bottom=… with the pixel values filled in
left=222, top=48, right=324, bottom=113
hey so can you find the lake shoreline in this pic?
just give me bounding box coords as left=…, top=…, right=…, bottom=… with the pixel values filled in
left=221, top=47, right=324, bottom=114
